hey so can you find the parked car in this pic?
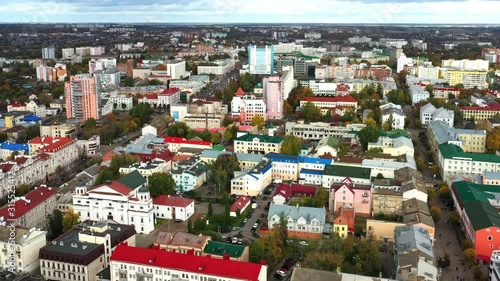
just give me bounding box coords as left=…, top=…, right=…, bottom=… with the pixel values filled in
left=246, top=213, right=252, bottom=219
left=379, top=244, right=388, bottom=252
left=237, top=238, right=243, bottom=245
left=285, top=258, right=296, bottom=265
left=260, top=213, right=265, bottom=218
left=231, top=237, right=238, bottom=244
left=252, top=232, right=260, bottom=238
left=232, top=226, right=240, bottom=231
left=299, top=241, right=309, bottom=246
left=243, top=218, right=248, bottom=223
left=174, top=219, right=182, bottom=223
left=256, top=219, right=261, bottom=224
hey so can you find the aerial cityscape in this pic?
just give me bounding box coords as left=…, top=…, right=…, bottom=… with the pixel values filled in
left=1, top=2, right=500, bottom=281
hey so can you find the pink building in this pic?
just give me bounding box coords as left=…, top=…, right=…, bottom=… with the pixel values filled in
left=330, top=177, right=371, bottom=217
left=139, top=88, right=180, bottom=107
left=263, top=76, right=284, bottom=120
left=65, top=74, right=100, bottom=121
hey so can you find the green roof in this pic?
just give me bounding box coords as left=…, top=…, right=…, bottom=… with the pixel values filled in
left=463, top=201, right=500, bottom=230
left=324, top=137, right=339, bottom=148
left=380, top=130, right=409, bottom=138
left=235, top=133, right=283, bottom=144
left=211, top=144, right=226, bottom=151
left=323, top=164, right=372, bottom=179
left=203, top=241, right=246, bottom=258
left=117, top=170, right=147, bottom=189
left=452, top=181, right=494, bottom=205
left=439, top=144, right=500, bottom=163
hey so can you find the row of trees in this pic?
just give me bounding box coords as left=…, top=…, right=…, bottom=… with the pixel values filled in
left=166, top=122, right=238, bottom=144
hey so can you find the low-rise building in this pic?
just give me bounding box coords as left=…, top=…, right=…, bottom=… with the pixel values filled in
left=394, top=225, right=437, bottom=281
left=330, top=177, right=372, bottom=217
left=119, top=160, right=169, bottom=178
left=164, top=136, right=212, bottom=153
left=72, top=171, right=154, bottom=234
left=272, top=183, right=318, bottom=205
left=0, top=226, right=47, bottom=273
left=299, top=96, right=358, bottom=111
left=152, top=195, right=195, bottom=221
left=203, top=240, right=250, bottom=262
left=234, top=133, right=283, bottom=155
left=285, top=122, right=365, bottom=143
left=290, top=267, right=397, bottom=281
left=230, top=196, right=251, bottom=217
left=419, top=103, right=454, bottom=127
left=0, top=185, right=57, bottom=229
left=322, top=165, right=372, bottom=188
left=154, top=232, right=210, bottom=254
left=200, top=150, right=263, bottom=170
left=431, top=86, right=461, bottom=99
left=366, top=219, right=405, bottom=242
left=380, top=103, right=405, bottom=130
left=402, top=198, right=436, bottom=244
left=183, top=115, right=224, bottom=129
left=427, top=121, right=487, bottom=157
left=408, top=82, right=430, bottom=105
left=333, top=207, right=355, bottom=238
left=39, top=220, right=136, bottom=281
left=77, top=135, right=100, bottom=156
left=171, top=156, right=210, bottom=192
left=111, top=243, right=268, bottom=281
left=138, top=88, right=181, bottom=108
left=268, top=204, right=325, bottom=238
left=460, top=102, right=500, bottom=120
left=367, top=136, right=414, bottom=157
left=40, top=123, right=78, bottom=138
left=231, top=159, right=272, bottom=196
left=483, top=171, right=500, bottom=185
left=198, top=59, right=236, bottom=75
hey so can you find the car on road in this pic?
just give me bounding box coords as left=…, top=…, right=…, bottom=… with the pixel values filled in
left=285, top=258, right=296, bottom=265
left=299, top=241, right=309, bottom=246
left=231, top=237, right=238, bottom=244
left=253, top=222, right=259, bottom=228
left=232, top=226, right=240, bottom=231
left=237, top=238, right=243, bottom=245
left=246, top=213, right=252, bottom=219
left=274, top=270, right=286, bottom=279
left=174, top=219, right=182, bottom=223
left=379, top=244, right=388, bottom=252
left=256, top=219, right=261, bottom=224
left=243, top=218, right=248, bottom=223
left=252, top=232, right=260, bottom=238
left=206, top=192, right=211, bottom=196
left=260, top=213, right=265, bottom=218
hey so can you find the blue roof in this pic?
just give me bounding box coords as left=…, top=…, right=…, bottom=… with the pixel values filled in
left=0, top=142, right=29, bottom=152
left=299, top=156, right=333, bottom=165
left=299, top=168, right=324, bottom=175
left=23, top=115, right=41, bottom=122
left=265, top=153, right=299, bottom=163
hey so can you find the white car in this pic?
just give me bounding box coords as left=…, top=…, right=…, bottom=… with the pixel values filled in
left=299, top=241, right=309, bottom=246
left=232, top=237, right=238, bottom=244
left=276, top=270, right=286, bottom=277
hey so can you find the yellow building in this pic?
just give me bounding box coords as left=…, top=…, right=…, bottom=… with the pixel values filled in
left=445, top=69, right=487, bottom=89
left=366, top=219, right=405, bottom=242
left=234, top=133, right=283, bottom=155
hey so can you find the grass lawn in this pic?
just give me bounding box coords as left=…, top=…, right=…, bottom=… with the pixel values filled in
left=355, top=216, right=367, bottom=236
left=154, top=218, right=166, bottom=229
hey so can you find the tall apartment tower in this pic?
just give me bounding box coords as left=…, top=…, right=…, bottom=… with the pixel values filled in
left=263, top=76, right=284, bottom=120
left=42, top=47, right=56, bottom=60
left=248, top=45, right=274, bottom=75
left=65, top=74, right=101, bottom=122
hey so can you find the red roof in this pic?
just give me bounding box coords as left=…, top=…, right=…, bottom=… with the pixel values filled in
left=111, top=244, right=265, bottom=280
left=164, top=136, right=211, bottom=146
left=302, top=95, right=357, bottom=103
left=290, top=184, right=317, bottom=195
left=29, top=137, right=76, bottom=153
left=230, top=196, right=250, bottom=212
left=194, top=127, right=226, bottom=133
left=0, top=163, right=14, bottom=173
left=9, top=102, right=26, bottom=107
left=334, top=207, right=355, bottom=232
left=0, top=186, right=57, bottom=220
left=461, top=103, right=500, bottom=111
left=160, top=88, right=180, bottom=96
left=153, top=195, right=194, bottom=207
left=235, top=87, right=246, bottom=96
left=89, top=181, right=132, bottom=196
left=14, top=157, right=29, bottom=165
left=273, top=184, right=292, bottom=199
left=142, top=94, right=158, bottom=100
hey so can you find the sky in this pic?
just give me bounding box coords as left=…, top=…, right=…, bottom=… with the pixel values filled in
left=0, top=0, right=499, bottom=24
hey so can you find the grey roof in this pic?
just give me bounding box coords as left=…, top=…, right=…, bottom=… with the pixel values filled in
left=432, top=107, right=454, bottom=119
left=57, top=193, right=73, bottom=204
left=0, top=226, right=46, bottom=244
left=177, top=147, right=206, bottom=154
left=268, top=204, right=326, bottom=225
left=420, top=103, right=436, bottom=114
left=402, top=198, right=435, bottom=229
left=81, top=163, right=100, bottom=177
left=115, top=133, right=165, bottom=155
left=395, top=224, right=434, bottom=260
left=200, top=150, right=264, bottom=163
left=393, top=137, right=414, bottom=149
left=290, top=267, right=394, bottom=281
left=173, top=156, right=209, bottom=176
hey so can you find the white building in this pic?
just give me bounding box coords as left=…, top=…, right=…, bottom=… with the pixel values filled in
left=42, top=47, right=55, bottom=60
left=408, top=82, right=430, bottom=106
left=89, top=46, right=106, bottom=56
left=72, top=171, right=155, bottom=234
left=105, top=93, right=133, bottom=111
left=230, top=93, right=267, bottom=124
left=118, top=160, right=169, bottom=178
left=419, top=103, right=454, bottom=127
left=397, top=53, right=414, bottom=73
left=368, top=136, right=414, bottom=157
left=153, top=195, right=195, bottom=221
left=285, top=122, right=366, bottom=142
left=0, top=227, right=47, bottom=273
left=268, top=204, right=325, bottom=236
left=110, top=244, right=268, bottom=281
left=231, top=160, right=272, bottom=196
left=171, top=104, right=188, bottom=122
left=39, top=220, right=136, bottom=281
left=417, top=65, right=440, bottom=80
left=171, top=157, right=210, bottom=192
left=441, top=59, right=489, bottom=71
left=197, top=59, right=236, bottom=75
left=380, top=103, right=405, bottom=130
left=62, top=48, right=75, bottom=59
left=163, top=137, right=212, bottom=153
left=89, top=58, right=116, bottom=74
left=94, top=68, right=121, bottom=86
left=28, top=136, right=79, bottom=175
left=166, top=60, right=187, bottom=79
left=304, top=32, right=321, bottom=39
left=77, top=135, right=100, bottom=156
left=490, top=250, right=500, bottom=281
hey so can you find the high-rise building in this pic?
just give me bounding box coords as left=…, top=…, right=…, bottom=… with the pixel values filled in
left=65, top=74, right=101, bottom=121
left=41, top=47, right=55, bottom=60
left=263, top=76, right=284, bottom=120
left=248, top=45, right=274, bottom=75
left=61, top=48, right=75, bottom=59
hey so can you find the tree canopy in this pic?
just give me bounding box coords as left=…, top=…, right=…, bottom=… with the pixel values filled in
left=210, top=154, right=240, bottom=194
left=280, top=135, right=302, bottom=156
left=301, top=102, right=322, bottom=122
left=148, top=172, right=177, bottom=197
left=358, top=125, right=380, bottom=150
left=251, top=115, right=265, bottom=129
left=130, top=103, right=153, bottom=126
left=167, top=122, right=190, bottom=138
left=63, top=208, right=80, bottom=231
left=487, top=127, right=500, bottom=151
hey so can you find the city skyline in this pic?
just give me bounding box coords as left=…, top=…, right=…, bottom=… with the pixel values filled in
left=0, top=0, right=500, bottom=24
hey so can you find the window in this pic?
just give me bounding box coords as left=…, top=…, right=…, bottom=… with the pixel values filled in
left=488, top=236, right=493, bottom=241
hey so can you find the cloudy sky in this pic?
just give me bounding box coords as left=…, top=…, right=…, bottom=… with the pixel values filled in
left=0, top=0, right=499, bottom=24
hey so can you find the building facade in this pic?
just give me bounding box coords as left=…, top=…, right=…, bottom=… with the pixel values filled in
left=248, top=45, right=274, bottom=75
left=65, top=74, right=101, bottom=121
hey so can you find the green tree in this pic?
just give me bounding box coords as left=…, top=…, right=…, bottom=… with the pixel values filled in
left=211, top=154, right=240, bottom=194
left=473, top=266, right=483, bottom=280
left=124, top=76, right=135, bottom=87
left=48, top=209, right=64, bottom=240
left=341, top=109, right=358, bottom=123
left=15, top=184, right=30, bottom=196
left=211, top=131, right=222, bottom=144
left=148, top=172, right=177, bottom=198
left=250, top=239, right=265, bottom=263
left=208, top=202, right=213, bottom=216
left=461, top=239, right=474, bottom=250
left=25, top=124, right=40, bottom=140
left=364, top=118, right=377, bottom=128
left=167, top=122, right=190, bottom=138
left=382, top=113, right=394, bottom=131
left=280, top=135, right=302, bottom=156
left=63, top=208, right=80, bottom=231
left=429, top=206, right=441, bottom=222
left=301, top=102, right=322, bottom=122
left=0, top=131, right=8, bottom=142
left=251, top=115, right=265, bottom=130
left=464, top=248, right=477, bottom=265
left=416, top=157, right=426, bottom=172
left=449, top=211, right=461, bottom=226
left=224, top=203, right=231, bottom=228
left=148, top=79, right=162, bottom=86
left=358, top=125, right=380, bottom=150
left=487, top=127, right=500, bottom=151
left=130, top=103, right=153, bottom=126
left=187, top=219, right=193, bottom=234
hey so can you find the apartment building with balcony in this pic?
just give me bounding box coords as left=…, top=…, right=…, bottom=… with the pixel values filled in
left=0, top=227, right=47, bottom=273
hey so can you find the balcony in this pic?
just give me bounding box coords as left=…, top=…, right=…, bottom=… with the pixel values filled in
left=362, top=192, right=369, bottom=197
